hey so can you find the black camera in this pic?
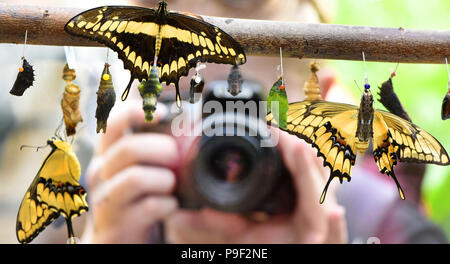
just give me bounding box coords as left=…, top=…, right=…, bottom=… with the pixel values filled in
left=176, top=78, right=296, bottom=214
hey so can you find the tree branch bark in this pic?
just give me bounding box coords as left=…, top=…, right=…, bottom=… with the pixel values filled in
left=0, top=4, right=449, bottom=64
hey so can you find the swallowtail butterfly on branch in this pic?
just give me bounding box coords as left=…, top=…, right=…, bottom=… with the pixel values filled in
left=65, top=0, right=246, bottom=107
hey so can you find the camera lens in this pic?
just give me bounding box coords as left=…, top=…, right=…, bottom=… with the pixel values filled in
left=189, top=112, right=282, bottom=212
left=209, top=145, right=251, bottom=183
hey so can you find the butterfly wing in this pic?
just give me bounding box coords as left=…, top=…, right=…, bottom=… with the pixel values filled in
left=16, top=148, right=59, bottom=244
left=378, top=110, right=449, bottom=165
left=267, top=101, right=359, bottom=203
left=16, top=142, right=88, bottom=243
left=372, top=111, right=405, bottom=199
left=372, top=110, right=450, bottom=200
left=37, top=143, right=88, bottom=219
left=65, top=6, right=246, bottom=100
left=65, top=6, right=157, bottom=99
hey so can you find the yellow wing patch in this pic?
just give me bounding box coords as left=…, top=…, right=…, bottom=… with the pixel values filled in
left=16, top=191, right=59, bottom=244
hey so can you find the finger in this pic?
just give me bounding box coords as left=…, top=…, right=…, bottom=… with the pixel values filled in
left=123, top=196, right=178, bottom=242
left=101, top=133, right=179, bottom=180
left=277, top=131, right=326, bottom=202
left=97, top=101, right=168, bottom=155
left=86, top=156, right=104, bottom=192
left=134, top=196, right=178, bottom=224
left=324, top=206, right=347, bottom=244
left=93, top=165, right=176, bottom=208
left=276, top=131, right=331, bottom=234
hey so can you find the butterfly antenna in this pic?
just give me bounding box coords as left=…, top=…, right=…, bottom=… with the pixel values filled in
left=354, top=80, right=363, bottom=93
left=22, top=30, right=28, bottom=60
left=362, top=51, right=370, bottom=90
left=280, top=47, right=284, bottom=86
left=20, top=143, right=49, bottom=152
left=106, top=48, right=110, bottom=65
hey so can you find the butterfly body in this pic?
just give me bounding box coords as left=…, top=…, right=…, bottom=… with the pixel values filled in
left=355, top=90, right=374, bottom=153
left=64, top=1, right=246, bottom=103
left=16, top=139, right=88, bottom=243
left=267, top=89, right=449, bottom=203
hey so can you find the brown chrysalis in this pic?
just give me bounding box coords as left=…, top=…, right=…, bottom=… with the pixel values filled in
left=377, top=67, right=412, bottom=122
left=442, top=58, right=450, bottom=120
left=61, top=64, right=83, bottom=136
left=304, top=62, right=322, bottom=101
left=95, top=63, right=116, bottom=133
left=442, top=84, right=450, bottom=120
left=10, top=57, right=35, bottom=96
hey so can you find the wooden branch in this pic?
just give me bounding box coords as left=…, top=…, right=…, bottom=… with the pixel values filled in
left=0, top=4, right=449, bottom=64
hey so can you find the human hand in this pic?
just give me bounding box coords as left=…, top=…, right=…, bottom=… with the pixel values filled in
left=81, top=102, right=179, bottom=243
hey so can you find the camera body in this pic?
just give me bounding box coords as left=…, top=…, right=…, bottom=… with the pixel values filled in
left=175, top=78, right=296, bottom=214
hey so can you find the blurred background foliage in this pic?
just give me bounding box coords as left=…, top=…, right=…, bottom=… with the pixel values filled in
left=328, top=0, right=450, bottom=236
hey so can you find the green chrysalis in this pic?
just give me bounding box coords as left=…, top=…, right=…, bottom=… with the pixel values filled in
left=267, top=77, right=288, bottom=129
left=138, top=66, right=163, bottom=122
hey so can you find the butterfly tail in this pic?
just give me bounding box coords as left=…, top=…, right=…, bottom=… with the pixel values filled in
left=65, top=218, right=77, bottom=244
left=389, top=171, right=406, bottom=200
left=320, top=175, right=334, bottom=204
left=121, top=77, right=134, bottom=101
left=175, top=82, right=182, bottom=108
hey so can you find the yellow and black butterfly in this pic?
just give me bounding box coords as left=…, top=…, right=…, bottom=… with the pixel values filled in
left=64, top=0, right=246, bottom=107
left=267, top=85, right=450, bottom=204
left=16, top=139, right=88, bottom=244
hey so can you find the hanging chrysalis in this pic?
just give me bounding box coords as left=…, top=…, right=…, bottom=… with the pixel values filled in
left=189, top=63, right=206, bottom=104
left=377, top=64, right=412, bottom=122
left=267, top=48, right=288, bottom=129
left=61, top=64, right=83, bottom=136
left=442, top=58, right=450, bottom=120
left=138, top=64, right=163, bottom=122
left=304, top=61, right=321, bottom=101
left=227, top=65, right=243, bottom=96
left=95, top=61, right=116, bottom=133
left=10, top=31, right=35, bottom=96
